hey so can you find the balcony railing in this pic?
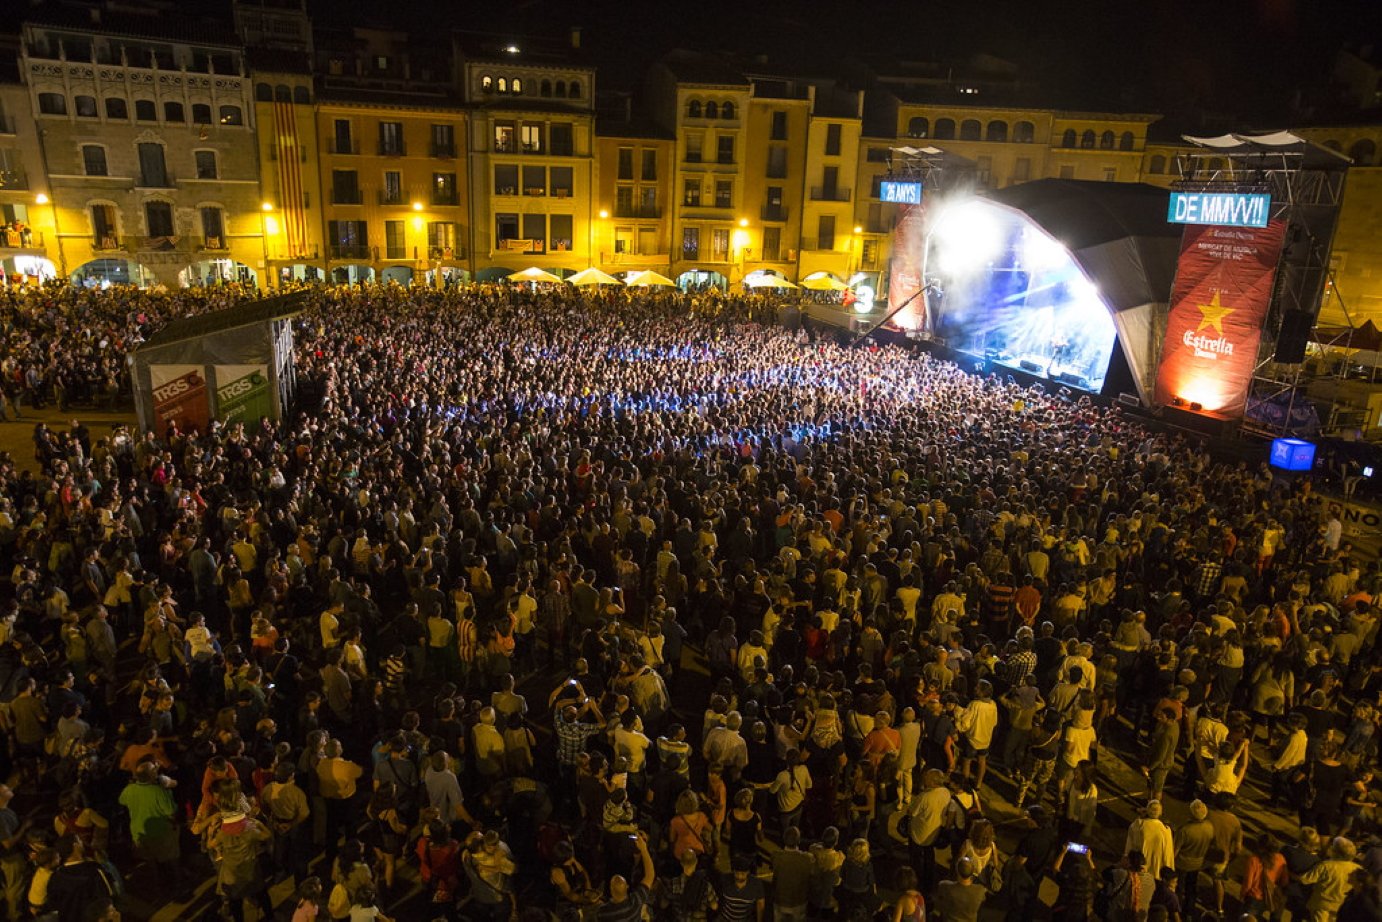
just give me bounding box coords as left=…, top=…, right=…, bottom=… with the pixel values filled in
left=329, top=244, right=372, bottom=260
left=0, top=229, right=42, bottom=249
left=428, top=246, right=467, bottom=261
left=494, top=140, right=516, bottom=153
left=551, top=187, right=572, bottom=199
left=760, top=204, right=788, bottom=222
left=93, top=235, right=120, bottom=251
left=431, top=193, right=460, bottom=206
left=329, top=139, right=359, bottom=155
left=124, top=235, right=193, bottom=254
left=199, top=236, right=229, bottom=252
left=809, top=186, right=851, bottom=202
left=431, top=144, right=456, bottom=158
left=0, top=169, right=28, bottom=191
left=614, top=205, right=661, bottom=219
left=378, top=190, right=406, bottom=205
left=378, top=142, right=406, bottom=157
left=332, top=189, right=363, bottom=205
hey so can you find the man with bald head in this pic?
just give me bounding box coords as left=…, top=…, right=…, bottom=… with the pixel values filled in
left=596, top=830, right=654, bottom=922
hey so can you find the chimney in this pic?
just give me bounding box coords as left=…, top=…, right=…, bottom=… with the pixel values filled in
left=570, top=26, right=581, bottom=50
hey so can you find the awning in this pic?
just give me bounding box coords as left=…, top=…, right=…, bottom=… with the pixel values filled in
left=567, top=267, right=624, bottom=287
left=745, top=274, right=798, bottom=289
left=509, top=266, right=563, bottom=284
left=801, top=271, right=848, bottom=291
left=625, top=270, right=676, bottom=287
left=1314, top=320, right=1382, bottom=352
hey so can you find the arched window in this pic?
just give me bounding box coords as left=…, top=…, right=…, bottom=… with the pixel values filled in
left=906, top=117, right=928, bottom=138
left=1061, top=129, right=1077, bottom=148
left=1080, top=130, right=1096, bottom=149
left=219, top=105, right=243, bottom=125
left=540, top=79, right=551, bottom=97
left=497, top=77, right=507, bottom=93
left=135, top=99, right=157, bottom=121
left=1014, top=121, right=1035, bottom=143
left=1120, top=131, right=1135, bottom=151
left=721, top=101, right=735, bottom=119
left=255, top=83, right=272, bottom=102
left=687, top=100, right=701, bottom=118
left=555, top=81, right=567, bottom=98
left=1349, top=138, right=1376, bottom=166
left=105, top=97, right=128, bottom=119
left=274, top=85, right=291, bottom=103
left=933, top=118, right=956, bottom=140
left=482, top=75, right=493, bottom=92
left=568, top=80, right=581, bottom=99
left=512, top=78, right=523, bottom=94
left=1099, top=130, right=1115, bottom=150
left=163, top=101, right=184, bottom=122
left=192, top=103, right=212, bottom=124
left=705, top=101, right=719, bottom=119
left=960, top=119, right=981, bottom=140
left=37, top=92, right=67, bottom=115
left=293, top=86, right=311, bottom=105
left=1149, top=154, right=1166, bottom=174
left=985, top=120, right=1007, bottom=142
left=74, top=95, right=98, bottom=118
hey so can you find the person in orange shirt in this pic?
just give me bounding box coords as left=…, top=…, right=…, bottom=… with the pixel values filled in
left=316, top=738, right=362, bottom=856
left=117, top=726, right=173, bottom=776
left=861, top=711, right=901, bottom=768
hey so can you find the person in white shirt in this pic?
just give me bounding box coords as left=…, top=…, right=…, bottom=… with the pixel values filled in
left=768, top=748, right=812, bottom=838
left=957, top=680, right=1000, bottom=790
left=896, top=708, right=922, bottom=806
left=1268, top=712, right=1309, bottom=800
left=1123, top=800, right=1176, bottom=880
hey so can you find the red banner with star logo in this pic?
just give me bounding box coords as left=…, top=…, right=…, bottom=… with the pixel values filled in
left=1153, top=219, right=1287, bottom=416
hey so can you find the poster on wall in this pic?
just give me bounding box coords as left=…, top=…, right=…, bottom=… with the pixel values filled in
left=149, top=364, right=211, bottom=435
left=886, top=201, right=929, bottom=332
left=1153, top=219, right=1287, bottom=416
left=215, top=364, right=273, bottom=424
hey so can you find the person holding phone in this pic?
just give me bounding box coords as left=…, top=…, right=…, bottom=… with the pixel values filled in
left=1052, top=842, right=1097, bottom=921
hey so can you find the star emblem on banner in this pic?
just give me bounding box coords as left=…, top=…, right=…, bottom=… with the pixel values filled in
left=1196, top=292, right=1234, bottom=335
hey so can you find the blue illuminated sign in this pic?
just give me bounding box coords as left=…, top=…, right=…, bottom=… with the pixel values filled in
left=1168, top=192, right=1271, bottom=228
left=880, top=181, right=924, bottom=205
left=1269, top=438, right=1315, bottom=471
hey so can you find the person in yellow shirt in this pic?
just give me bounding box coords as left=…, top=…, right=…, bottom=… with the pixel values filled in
left=316, top=739, right=362, bottom=856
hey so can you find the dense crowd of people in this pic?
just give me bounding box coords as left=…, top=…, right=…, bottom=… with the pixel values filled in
left=0, top=280, right=1377, bottom=922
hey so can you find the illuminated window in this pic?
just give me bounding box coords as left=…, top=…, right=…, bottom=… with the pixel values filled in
left=219, top=105, right=243, bottom=126
left=482, top=75, right=493, bottom=92
left=497, top=77, right=508, bottom=93
left=512, top=78, right=523, bottom=94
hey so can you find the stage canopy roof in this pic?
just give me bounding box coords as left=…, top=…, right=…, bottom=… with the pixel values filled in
left=982, top=179, right=1184, bottom=401
left=1182, top=131, right=1352, bottom=170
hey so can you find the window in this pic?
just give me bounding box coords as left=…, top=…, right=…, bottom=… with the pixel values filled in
left=1350, top=139, right=1377, bottom=166
left=494, top=123, right=515, bottom=153
left=540, top=79, right=552, bottom=97
left=705, top=101, right=719, bottom=119
left=374, top=55, right=390, bottom=72
left=960, top=119, right=982, bottom=140
left=715, top=180, right=732, bottom=208
left=1099, top=130, right=1115, bottom=150
left=710, top=228, right=729, bottom=261
left=767, top=146, right=787, bottom=178
left=194, top=150, right=217, bottom=179
left=334, top=120, right=354, bottom=154
left=682, top=226, right=700, bottom=260
left=432, top=123, right=455, bottom=157
left=135, top=99, right=157, bottom=121
left=641, top=149, right=657, bottom=181
left=934, top=119, right=956, bottom=140
left=986, top=120, right=1007, bottom=142
left=1120, top=131, right=1135, bottom=151
left=721, top=102, right=735, bottom=119
left=771, top=111, right=787, bottom=141
left=192, top=104, right=212, bottom=125
left=550, top=214, right=572, bottom=252
left=821, top=165, right=839, bottom=196
left=328, top=219, right=367, bottom=257
left=683, top=178, right=701, bottom=206
left=1081, top=130, right=1096, bottom=149
left=482, top=75, right=493, bottom=92
left=616, top=186, right=634, bottom=215
left=568, top=80, right=581, bottom=99
left=82, top=145, right=108, bottom=176
left=379, top=122, right=404, bottom=155
left=638, top=186, right=657, bottom=214
left=817, top=214, right=835, bottom=251
left=37, top=93, right=66, bottom=115
left=219, top=105, right=242, bottom=126
left=91, top=204, right=116, bottom=246
left=554, top=81, right=567, bottom=99
left=1059, top=165, right=1075, bottom=179
left=428, top=221, right=456, bottom=255
left=867, top=147, right=890, bottom=163
left=255, top=83, right=272, bottom=102
left=825, top=123, right=841, bottom=156
left=907, top=117, right=929, bottom=139
left=494, top=164, right=518, bottom=194
left=687, top=100, right=702, bottom=118
left=497, top=78, right=508, bottom=93
left=1014, top=121, right=1035, bottom=143
left=512, top=78, right=523, bottom=94
left=1148, top=154, right=1166, bottom=174
left=1013, top=157, right=1031, bottom=182
left=685, top=134, right=702, bottom=163
left=522, top=213, right=546, bottom=251
left=1103, top=167, right=1117, bottom=181
left=200, top=207, right=224, bottom=245
left=520, top=124, right=542, bottom=153
left=385, top=220, right=406, bottom=259
left=550, top=166, right=573, bottom=197
left=293, top=86, right=311, bottom=105
left=716, top=135, right=734, bottom=164
left=1061, top=129, right=1076, bottom=148
left=550, top=123, right=573, bottom=156
left=522, top=165, right=545, bottom=195
left=275, top=86, right=291, bottom=103
left=105, top=97, right=128, bottom=120
left=495, top=213, right=519, bottom=243
left=618, top=147, right=634, bottom=180
left=138, top=142, right=167, bottom=186
left=164, top=101, right=185, bottom=123
left=332, top=170, right=361, bottom=204
left=75, top=96, right=98, bottom=118
left=433, top=172, right=459, bottom=205
left=145, top=201, right=174, bottom=237
left=382, top=171, right=402, bottom=204
left=762, top=226, right=781, bottom=261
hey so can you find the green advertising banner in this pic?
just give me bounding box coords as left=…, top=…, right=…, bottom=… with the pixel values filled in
left=215, top=364, right=273, bottom=423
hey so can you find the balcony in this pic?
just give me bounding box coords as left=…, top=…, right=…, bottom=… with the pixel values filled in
left=760, top=204, right=788, bottom=222
left=93, top=236, right=121, bottom=252
left=332, top=189, right=363, bottom=205
left=329, top=140, right=359, bottom=155
left=0, top=228, right=42, bottom=249
left=809, top=186, right=851, bottom=202
left=494, top=140, right=516, bottom=154
left=329, top=243, right=372, bottom=261
left=427, top=246, right=468, bottom=261
left=799, top=238, right=840, bottom=252
left=0, top=169, right=28, bottom=191
left=378, top=190, right=406, bottom=206
left=431, top=193, right=460, bottom=206
left=614, top=205, right=661, bottom=219
left=551, top=187, right=572, bottom=199
left=431, top=144, right=456, bottom=158
left=523, top=187, right=546, bottom=197
left=123, top=235, right=193, bottom=255
left=521, top=143, right=543, bottom=155
left=199, top=236, right=229, bottom=252
left=378, top=142, right=406, bottom=157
